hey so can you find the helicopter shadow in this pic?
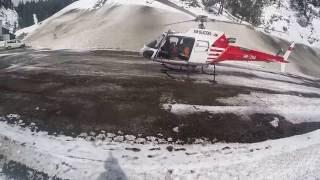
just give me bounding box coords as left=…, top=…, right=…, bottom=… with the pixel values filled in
left=96, top=152, right=128, bottom=180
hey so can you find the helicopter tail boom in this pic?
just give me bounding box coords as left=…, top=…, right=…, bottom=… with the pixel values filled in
left=211, top=45, right=289, bottom=64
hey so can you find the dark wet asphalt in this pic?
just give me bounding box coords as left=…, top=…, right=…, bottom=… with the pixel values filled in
left=0, top=48, right=320, bottom=143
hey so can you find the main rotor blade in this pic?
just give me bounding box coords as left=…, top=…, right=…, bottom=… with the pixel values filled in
left=208, top=18, right=245, bottom=26
left=255, top=26, right=286, bottom=33
left=155, top=0, right=197, bottom=18
left=156, top=0, right=285, bottom=33
left=163, top=19, right=196, bottom=26
left=208, top=18, right=286, bottom=33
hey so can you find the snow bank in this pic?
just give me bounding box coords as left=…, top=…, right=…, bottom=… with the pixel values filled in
left=0, top=120, right=319, bottom=179
left=15, top=23, right=39, bottom=38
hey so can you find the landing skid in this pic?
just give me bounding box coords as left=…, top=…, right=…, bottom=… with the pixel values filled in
left=202, top=64, right=217, bottom=83
left=160, top=68, right=177, bottom=80
left=160, top=63, right=217, bottom=83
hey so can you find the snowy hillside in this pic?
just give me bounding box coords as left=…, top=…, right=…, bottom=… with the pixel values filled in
left=261, top=0, right=320, bottom=48
left=18, top=0, right=320, bottom=48
left=0, top=6, right=18, bottom=32
left=168, top=0, right=320, bottom=48
left=20, top=0, right=192, bottom=50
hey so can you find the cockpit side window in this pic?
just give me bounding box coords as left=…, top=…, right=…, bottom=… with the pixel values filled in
left=194, top=40, right=209, bottom=52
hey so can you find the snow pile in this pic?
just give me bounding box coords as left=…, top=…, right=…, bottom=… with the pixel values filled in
left=15, top=23, right=39, bottom=38
left=260, top=0, right=320, bottom=47
left=22, top=0, right=192, bottom=50
left=0, top=119, right=319, bottom=179
left=0, top=6, right=18, bottom=33
left=270, top=118, right=280, bottom=127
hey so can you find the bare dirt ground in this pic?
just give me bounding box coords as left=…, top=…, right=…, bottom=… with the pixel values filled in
left=0, top=48, right=320, bottom=144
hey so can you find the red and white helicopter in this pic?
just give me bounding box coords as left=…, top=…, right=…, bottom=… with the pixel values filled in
left=140, top=15, right=295, bottom=81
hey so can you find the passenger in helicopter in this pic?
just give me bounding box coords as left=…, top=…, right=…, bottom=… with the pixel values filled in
left=178, top=38, right=194, bottom=61
left=159, top=37, right=179, bottom=59
left=158, top=39, right=171, bottom=59
left=158, top=36, right=194, bottom=61
left=169, top=42, right=179, bottom=59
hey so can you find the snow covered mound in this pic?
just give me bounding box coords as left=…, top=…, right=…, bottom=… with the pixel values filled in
left=15, top=23, right=39, bottom=39
left=0, top=6, right=18, bottom=33
left=23, top=0, right=193, bottom=50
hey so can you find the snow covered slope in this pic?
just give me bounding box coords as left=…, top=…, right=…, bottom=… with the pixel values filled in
left=0, top=6, right=18, bottom=32
left=169, top=0, right=320, bottom=48
left=23, top=0, right=192, bottom=50
left=261, top=0, right=320, bottom=48
left=20, top=0, right=320, bottom=49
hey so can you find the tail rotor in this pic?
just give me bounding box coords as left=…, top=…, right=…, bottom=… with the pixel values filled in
left=281, top=42, right=295, bottom=73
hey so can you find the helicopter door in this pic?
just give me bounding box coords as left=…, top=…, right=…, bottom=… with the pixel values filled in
left=189, top=40, right=210, bottom=64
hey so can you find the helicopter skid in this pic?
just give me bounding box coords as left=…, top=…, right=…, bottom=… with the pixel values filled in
left=160, top=63, right=217, bottom=82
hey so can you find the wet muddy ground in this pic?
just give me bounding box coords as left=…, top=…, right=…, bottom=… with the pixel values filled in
left=0, top=48, right=320, bottom=143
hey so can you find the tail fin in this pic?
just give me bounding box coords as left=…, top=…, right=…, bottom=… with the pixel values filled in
left=281, top=42, right=295, bottom=73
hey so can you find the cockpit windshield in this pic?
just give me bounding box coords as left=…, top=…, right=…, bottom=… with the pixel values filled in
left=146, top=34, right=165, bottom=49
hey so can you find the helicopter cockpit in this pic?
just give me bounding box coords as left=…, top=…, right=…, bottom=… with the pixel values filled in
left=157, top=36, right=195, bottom=61
left=141, top=34, right=195, bottom=62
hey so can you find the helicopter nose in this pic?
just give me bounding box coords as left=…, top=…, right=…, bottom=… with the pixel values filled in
left=140, top=46, right=155, bottom=59
left=142, top=50, right=155, bottom=59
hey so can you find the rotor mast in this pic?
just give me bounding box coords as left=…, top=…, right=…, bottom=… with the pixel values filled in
left=197, top=15, right=208, bottom=29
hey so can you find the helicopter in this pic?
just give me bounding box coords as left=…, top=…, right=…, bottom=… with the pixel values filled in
left=140, top=15, right=295, bottom=81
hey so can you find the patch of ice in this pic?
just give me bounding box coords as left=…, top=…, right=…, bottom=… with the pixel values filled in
left=163, top=91, right=320, bottom=124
